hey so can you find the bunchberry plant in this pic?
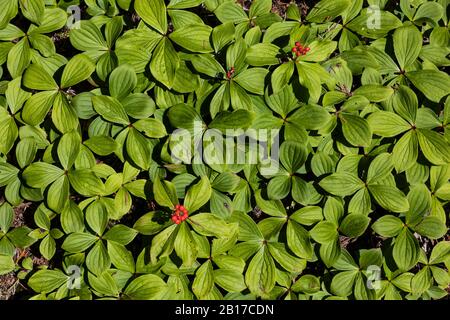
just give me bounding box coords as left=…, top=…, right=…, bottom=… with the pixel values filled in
left=0, top=0, right=448, bottom=301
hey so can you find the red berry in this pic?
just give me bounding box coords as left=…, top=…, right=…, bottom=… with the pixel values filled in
left=292, top=47, right=298, bottom=52
left=175, top=204, right=180, bottom=209
left=296, top=51, right=300, bottom=57
left=295, top=41, right=300, bottom=47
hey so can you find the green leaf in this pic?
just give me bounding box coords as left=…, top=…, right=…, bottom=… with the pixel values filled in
left=414, top=216, right=447, bottom=240
left=126, top=128, right=152, bottom=170
left=168, top=103, right=203, bottom=130
left=168, top=0, right=203, bottom=9
left=319, top=173, right=364, bottom=197
left=289, top=104, right=331, bottom=130
left=61, top=54, right=95, bottom=89
left=320, top=239, right=341, bottom=268
left=246, top=43, right=280, bottom=66
left=22, top=162, right=63, bottom=189
left=192, top=260, right=214, bottom=298
left=291, top=206, right=323, bottom=226
left=372, top=215, right=403, bottom=237
left=58, top=131, right=81, bottom=170
left=0, top=203, right=13, bottom=232
left=22, top=91, right=57, bottom=126
left=184, top=176, right=212, bottom=212
left=0, top=115, right=17, bottom=155
left=339, top=213, right=370, bottom=238
left=214, top=269, right=246, bottom=293
left=306, top=0, right=350, bottom=22
left=298, top=40, right=337, bottom=62
left=393, top=25, right=422, bottom=70
left=84, top=136, right=118, bottom=156
left=368, top=184, right=409, bottom=213
left=20, top=0, right=45, bottom=25
left=209, top=109, right=254, bottom=130
left=153, top=178, right=178, bottom=209
left=61, top=201, right=84, bottom=234
left=68, top=169, right=105, bottom=197
left=230, top=211, right=264, bottom=242
left=188, top=213, right=232, bottom=238
left=150, top=38, right=180, bottom=89
left=347, top=8, right=402, bottom=39
left=28, top=270, right=68, bottom=293
left=330, top=270, right=358, bottom=297
left=310, top=221, right=338, bottom=244
left=174, top=222, right=197, bottom=266
left=407, top=70, right=450, bottom=103
left=92, top=95, right=129, bottom=125
left=417, top=129, right=450, bottom=166
left=267, top=175, right=291, bottom=200
left=392, top=85, right=417, bottom=123
left=280, top=140, right=307, bottom=173
left=170, top=24, right=213, bottom=53
left=7, top=38, right=30, bottom=79
left=85, top=200, right=108, bottom=236
left=429, top=241, right=450, bottom=265
left=366, top=153, right=394, bottom=183
left=214, top=2, right=248, bottom=24
left=108, top=241, right=135, bottom=273
left=87, top=271, right=119, bottom=297
left=340, top=113, right=372, bottom=147
left=268, top=242, right=306, bottom=274
left=39, top=235, right=56, bottom=260
left=52, top=93, right=79, bottom=134
left=353, top=85, right=393, bottom=102
left=292, top=274, right=321, bottom=294
left=69, top=21, right=108, bottom=51
left=392, top=130, right=418, bottom=173
left=109, top=64, right=137, bottom=100
left=271, top=62, right=294, bottom=94
left=47, top=175, right=69, bottom=213
left=367, top=111, right=410, bottom=137
left=32, top=8, right=66, bottom=34
left=133, top=212, right=171, bottom=236
left=0, top=255, right=14, bottom=275
left=86, top=241, right=110, bottom=275
left=135, top=0, right=167, bottom=34
left=62, top=232, right=98, bottom=253
left=103, top=224, right=138, bottom=245
left=393, top=228, right=420, bottom=271
left=133, top=118, right=167, bottom=138
left=212, top=22, right=235, bottom=52
left=124, top=274, right=167, bottom=300
left=234, top=68, right=268, bottom=95
left=411, top=267, right=432, bottom=295
left=245, top=247, right=276, bottom=296
left=23, top=63, right=58, bottom=91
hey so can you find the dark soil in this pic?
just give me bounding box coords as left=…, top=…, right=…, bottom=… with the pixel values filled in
left=0, top=272, right=18, bottom=300
left=12, top=202, right=32, bottom=227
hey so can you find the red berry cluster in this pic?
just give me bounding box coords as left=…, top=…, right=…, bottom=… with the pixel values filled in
left=292, top=41, right=310, bottom=57
left=226, top=67, right=235, bottom=79
left=171, top=204, right=188, bottom=224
